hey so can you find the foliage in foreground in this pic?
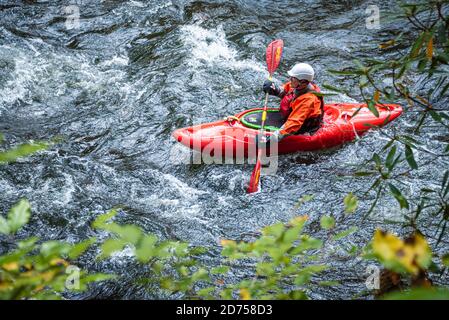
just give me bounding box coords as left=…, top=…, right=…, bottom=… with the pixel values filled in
left=0, top=200, right=114, bottom=299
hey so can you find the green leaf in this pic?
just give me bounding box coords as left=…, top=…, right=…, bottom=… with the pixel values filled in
left=385, top=145, right=397, bottom=170
left=17, top=237, right=39, bottom=249
left=283, top=225, right=303, bottom=243
left=68, top=238, right=96, bottom=260
left=372, top=153, right=382, bottom=167
left=320, top=216, right=335, bottom=230
left=135, top=234, right=158, bottom=263
left=191, top=268, right=210, bottom=282
left=367, top=100, right=380, bottom=118
left=210, top=266, right=230, bottom=275
left=0, top=142, right=48, bottom=164
left=114, top=225, right=142, bottom=244
left=405, top=145, right=418, bottom=170
left=322, top=83, right=345, bottom=93
left=344, top=193, right=358, bottom=214
left=410, top=31, right=426, bottom=58
left=80, top=273, right=116, bottom=286
left=354, top=171, right=375, bottom=176
left=0, top=216, right=10, bottom=235
left=99, top=239, right=126, bottom=258
left=332, top=226, right=358, bottom=241
left=41, top=240, right=70, bottom=255
left=92, top=209, right=118, bottom=229
left=442, top=254, right=449, bottom=267
left=291, top=237, right=323, bottom=254
left=389, top=183, right=409, bottom=210
left=327, top=69, right=358, bottom=76
left=262, top=223, right=285, bottom=238
left=7, top=199, right=31, bottom=234
left=198, top=287, right=215, bottom=297
left=383, top=287, right=449, bottom=300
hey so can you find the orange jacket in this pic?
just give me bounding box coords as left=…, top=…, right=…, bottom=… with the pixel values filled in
left=279, top=82, right=322, bottom=136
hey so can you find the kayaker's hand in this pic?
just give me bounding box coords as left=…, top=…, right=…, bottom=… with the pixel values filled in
left=255, top=134, right=273, bottom=149
left=255, top=131, right=283, bottom=150
left=263, top=80, right=281, bottom=96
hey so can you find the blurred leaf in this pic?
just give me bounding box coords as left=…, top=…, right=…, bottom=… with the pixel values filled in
left=283, top=225, right=303, bottom=243
left=405, top=145, right=418, bottom=170
left=383, top=287, right=449, bottom=300
left=191, top=268, right=209, bottom=282
left=372, top=230, right=431, bottom=275
left=0, top=216, right=10, bottom=235
left=379, top=39, right=395, bottom=49
left=262, top=223, right=284, bottom=238
left=99, top=239, right=126, bottom=258
left=442, top=254, right=449, bottom=267
left=320, top=216, right=335, bottom=230
left=0, top=142, right=48, bottom=164
left=410, top=31, right=426, bottom=58
left=322, top=83, right=345, bottom=93
left=374, top=90, right=380, bottom=103
left=344, top=193, right=358, bottom=214
left=7, top=199, right=31, bottom=234
left=354, top=171, right=375, bottom=176
left=40, top=241, right=70, bottom=258
left=389, top=183, right=409, bottom=210
left=210, top=266, right=229, bottom=275
left=135, top=234, right=158, bottom=263
left=426, top=36, right=433, bottom=61
left=198, top=287, right=215, bottom=298
left=114, top=225, right=142, bottom=244
left=68, top=238, right=96, bottom=260
left=367, top=100, right=380, bottom=118
left=332, top=226, right=358, bottom=241
left=327, top=69, right=358, bottom=76
left=92, top=209, right=117, bottom=229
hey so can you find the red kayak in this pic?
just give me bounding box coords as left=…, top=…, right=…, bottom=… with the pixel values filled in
left=172, top=103, right=402, bottom=158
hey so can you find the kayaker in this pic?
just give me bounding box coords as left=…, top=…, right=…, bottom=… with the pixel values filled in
left=258, top=63, right=324, bottom=147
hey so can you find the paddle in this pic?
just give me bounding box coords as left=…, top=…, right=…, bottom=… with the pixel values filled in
left=247, top=39, right=284, bottom=194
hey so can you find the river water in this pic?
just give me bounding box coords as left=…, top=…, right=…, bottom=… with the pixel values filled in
left=1, top=0, right=448, bottom=299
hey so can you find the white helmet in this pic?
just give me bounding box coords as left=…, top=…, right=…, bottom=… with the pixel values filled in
left=287, top=63, right=314, bottom=82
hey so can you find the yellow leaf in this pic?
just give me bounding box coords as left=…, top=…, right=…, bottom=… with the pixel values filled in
left=426, top=36, right=433, bottom=61
left=373, top=230, right=404, bottom=261
left=41, top=270, right=57, bottom=282
left=220, top=239, right=236, bottom=247
left=405, top=233, right=432, bottom=269
left=2, top=262, right=19, bottom=272
left=289, top=215, right=309, bottom=226
left=0, top=282, right=13, bottom=291
left=374, top=90, right=380, bottom=103
left=372, top=230, right=433, bottom=275
left=50, top=258, right=69, bottom=267
left=379, top=40, right=395, bottom=49
left=240, top=288, right=251, bottom=300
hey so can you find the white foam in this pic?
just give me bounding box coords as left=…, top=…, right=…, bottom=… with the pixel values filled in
left=180, top=24, right=264, bottom=72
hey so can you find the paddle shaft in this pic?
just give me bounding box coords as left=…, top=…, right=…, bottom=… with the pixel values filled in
left=247, top=39, right=283, bottom=193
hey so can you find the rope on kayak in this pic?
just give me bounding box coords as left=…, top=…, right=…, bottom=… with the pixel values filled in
left=224, top=116, right=240, bottom=124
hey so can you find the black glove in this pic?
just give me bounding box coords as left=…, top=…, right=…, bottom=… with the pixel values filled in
left=263, top=80, right=281, bottom=96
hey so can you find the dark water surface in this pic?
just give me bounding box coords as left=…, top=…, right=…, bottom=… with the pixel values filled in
left=1, top=0, right=448, bottom=299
